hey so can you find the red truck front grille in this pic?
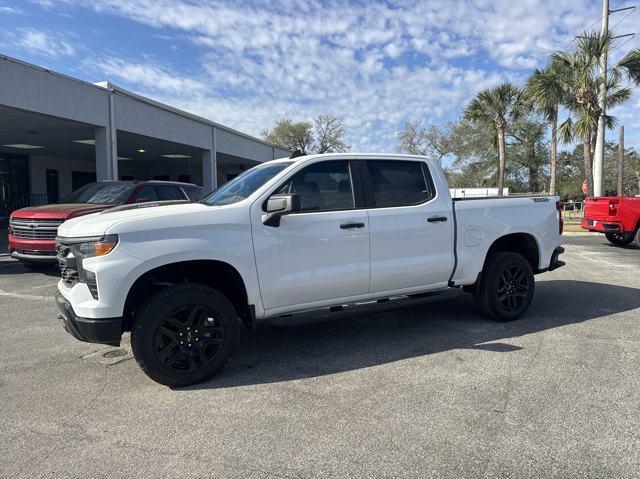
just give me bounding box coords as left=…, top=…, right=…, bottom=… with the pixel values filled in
left=9, top=218, right=65, bottom=240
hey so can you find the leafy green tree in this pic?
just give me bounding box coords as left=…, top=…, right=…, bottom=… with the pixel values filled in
left=263, top=119, right=314, bottom=154
left=463, top=83, right=526, bottom=196
left=525, top=60, right=566, bottom=195
left=508, top=119, right=549, bottom=193
left=553, top=30, right=640, bottom=197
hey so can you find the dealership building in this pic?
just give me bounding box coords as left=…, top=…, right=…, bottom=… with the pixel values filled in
left=0, top=55, right=290, bottom=217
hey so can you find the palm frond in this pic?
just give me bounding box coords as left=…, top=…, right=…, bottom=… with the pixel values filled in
left=616, top=48, right=640, bottom=85
left=605, top=87, right=632, bottom=108
left=557, top=117, right=574, bottom=145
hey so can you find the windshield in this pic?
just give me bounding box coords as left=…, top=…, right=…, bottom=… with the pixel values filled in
left=202, top=162, right=292, bottom=206
left=60, top=182, right=135, bottom=205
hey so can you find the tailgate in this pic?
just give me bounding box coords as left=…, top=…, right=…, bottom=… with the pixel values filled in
left=584, top=198, right=616, bottom=220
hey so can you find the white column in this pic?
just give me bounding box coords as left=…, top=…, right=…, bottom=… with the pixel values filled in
left=94, top=126, right=118, bottom=180
left=202, top=127, right=217, bottom=192
left=94, top=93, right=118, bottom=181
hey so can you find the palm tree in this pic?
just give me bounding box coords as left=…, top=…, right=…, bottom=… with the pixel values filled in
left=525, top=60, right=566, bottom=195
left=464, top=83, right=525, bottom=196
left=553, top=30, right=640, bottom=197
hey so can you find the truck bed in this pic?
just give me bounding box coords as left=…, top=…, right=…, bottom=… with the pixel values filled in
left=450, top=195, right=562, bottom=286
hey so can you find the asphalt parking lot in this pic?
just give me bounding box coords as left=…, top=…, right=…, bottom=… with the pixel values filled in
left=1, top=235, right=639, bottom=478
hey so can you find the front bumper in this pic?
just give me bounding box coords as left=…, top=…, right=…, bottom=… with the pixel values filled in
left=10, top=250, right=58, bottom=262
left=55, top=290, right=122, bottom=346
left=8, top=235, right=58, bottom=262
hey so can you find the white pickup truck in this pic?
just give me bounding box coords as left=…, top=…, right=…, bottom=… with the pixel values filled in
left=55, top=153, right=565, bottom=386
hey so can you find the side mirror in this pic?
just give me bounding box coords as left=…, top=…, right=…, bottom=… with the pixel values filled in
left=262, top=194, right=301, bottom=227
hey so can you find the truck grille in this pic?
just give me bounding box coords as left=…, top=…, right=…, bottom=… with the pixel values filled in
left=56, top=241, right=79, bottom=287
left=10, top=218, right=65, bottom=240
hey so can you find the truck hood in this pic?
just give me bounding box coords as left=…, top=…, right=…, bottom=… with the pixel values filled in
left=57, top=201, right=212, bottom=238
left=11, top=203, right=113, bottom=220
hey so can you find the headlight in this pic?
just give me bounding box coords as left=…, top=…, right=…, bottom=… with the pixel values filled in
left=75, top=234, right=119, bottom=258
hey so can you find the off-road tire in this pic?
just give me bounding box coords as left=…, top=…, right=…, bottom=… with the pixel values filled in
left=473, top=252, right=535, bottom=322
left=131, top=283, right=240, bottom=387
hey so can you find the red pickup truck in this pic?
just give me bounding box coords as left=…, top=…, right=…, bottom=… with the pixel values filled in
left=582, top=196, right=640, bottom=246
left=8, top=180, right=203, bottom=267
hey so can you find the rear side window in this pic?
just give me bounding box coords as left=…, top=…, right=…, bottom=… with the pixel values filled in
left=366, top=160, right=434, bottom=208
left=155, top=186, right=186, bottom=201
left=132, top=186, right=158, bottom=203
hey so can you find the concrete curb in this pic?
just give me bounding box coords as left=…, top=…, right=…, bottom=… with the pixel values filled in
left=563, top=232, right=598, bottom=236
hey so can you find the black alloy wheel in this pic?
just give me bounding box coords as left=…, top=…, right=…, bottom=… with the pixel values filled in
left=495, top=265, right=531, bottom=313
left=131, top=284, right=240, bottom=387
left=153, top=304, right=225, bottom=373
left=473, top=252, right=535, bottom=322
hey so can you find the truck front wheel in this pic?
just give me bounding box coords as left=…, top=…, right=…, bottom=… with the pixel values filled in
left=605, top=231, right=636, bottom=246
left=473, top=252, right=535, bottom=322
left=131, top=284, right=240, bottom=387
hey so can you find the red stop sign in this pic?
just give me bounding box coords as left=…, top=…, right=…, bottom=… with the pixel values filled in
left=582, top=180, right=588, bottom=194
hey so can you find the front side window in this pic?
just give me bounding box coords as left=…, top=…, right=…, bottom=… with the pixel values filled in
left=155, top=186, right=186, bottom=201
left=276, top=160, right=354, bottom=212
left=202, top=162, right=292, bottom=206
left=366, top=160, right=434, bottom=208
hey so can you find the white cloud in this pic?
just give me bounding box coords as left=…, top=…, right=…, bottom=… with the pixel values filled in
left=0, top=6, right=23, bottom=14
left=89, top=57, right=208, bottom=95
left=36, top=0, right=628, bottom=150
left=17, top=28, right=75, bottom=57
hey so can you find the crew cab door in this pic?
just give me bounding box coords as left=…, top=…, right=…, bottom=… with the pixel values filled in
left=362, top=158, right=455, bottom=292
left=251, top=159, right=370, bottom=312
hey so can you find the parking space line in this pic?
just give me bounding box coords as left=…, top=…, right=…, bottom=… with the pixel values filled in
left=0, top=288, right=52, bottom=301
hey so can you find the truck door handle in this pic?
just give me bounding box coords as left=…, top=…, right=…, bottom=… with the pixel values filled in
left=340, top=222, right=365, bottom=229
left=427, top=216, right=448, bottom=223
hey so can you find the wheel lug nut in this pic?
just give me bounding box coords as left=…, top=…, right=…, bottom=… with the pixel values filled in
left=188, top=343, right=192, bottom=347
left=180, top=341, right=184, bottom=345
left=179, top=333, right=183, bottom=336
left=187, top=327, right=190, bottom=330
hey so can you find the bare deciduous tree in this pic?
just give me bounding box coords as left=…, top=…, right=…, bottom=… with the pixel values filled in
left=314, top=114, right=349, bottom=153
left=397, top=121, right=454, bottom=162
left=263, top=115, right=349, bottom=154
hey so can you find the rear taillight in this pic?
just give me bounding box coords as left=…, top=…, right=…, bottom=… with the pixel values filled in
left=556, top=201, right=564, bottom=235
left=608, top=199, right=619, bottom=216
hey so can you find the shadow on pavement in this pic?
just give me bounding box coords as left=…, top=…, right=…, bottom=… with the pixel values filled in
left=0, top=259, right=59, bottom=277
left=186, top=279, right=640, bottom=390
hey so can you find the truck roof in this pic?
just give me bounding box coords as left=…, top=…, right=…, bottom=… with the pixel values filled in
left=270, top=152, right=432, bottom=164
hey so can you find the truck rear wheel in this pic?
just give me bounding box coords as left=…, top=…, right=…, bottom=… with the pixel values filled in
left=131, top=283, right=240, bottom=387
left=473, top=252, right=535, bottom=322
left=605, top=231, right=636, bottom=246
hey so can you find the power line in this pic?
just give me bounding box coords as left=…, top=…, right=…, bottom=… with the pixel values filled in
left=545, top=0, right=630, bottom=55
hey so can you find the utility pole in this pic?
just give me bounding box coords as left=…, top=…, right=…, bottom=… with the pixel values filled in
left=592, top=1, right=635, bottom=197
left=593, top=0, right=609, bottom=198
left=618, top=126, right=624, bottom=196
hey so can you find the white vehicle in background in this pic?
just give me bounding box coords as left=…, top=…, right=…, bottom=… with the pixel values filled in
left=55, top=153, right=565, bottom=386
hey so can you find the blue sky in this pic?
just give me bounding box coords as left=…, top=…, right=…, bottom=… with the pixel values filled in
left=2, top=0, right=640, bottom=152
